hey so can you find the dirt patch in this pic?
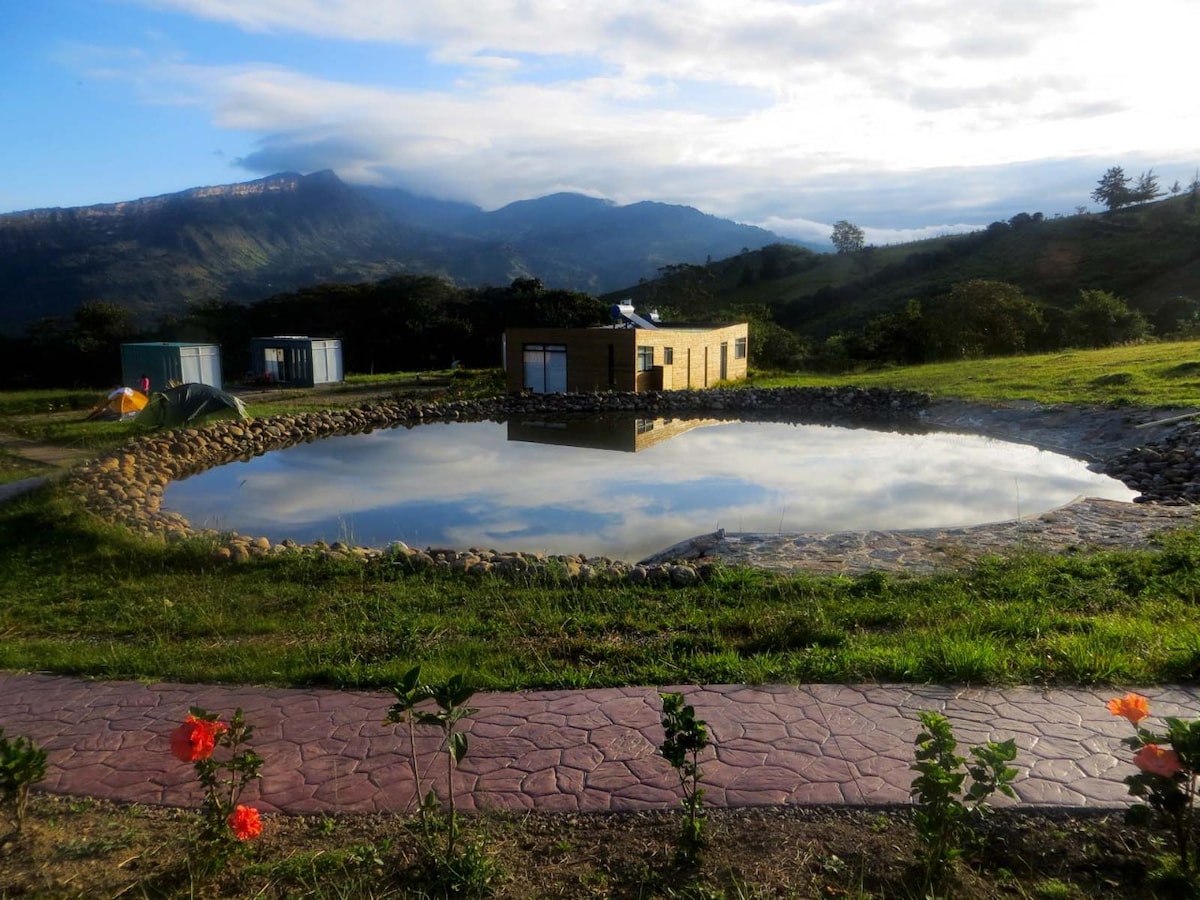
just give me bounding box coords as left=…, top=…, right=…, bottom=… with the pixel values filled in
left=0, top=795, right=1168, bottom=899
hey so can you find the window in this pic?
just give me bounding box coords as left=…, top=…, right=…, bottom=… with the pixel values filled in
left=663, top=347, right=674, bottom=365
left=637, top=345, right=654, bottom=372
left=635, top=418, right=655, bottom=434
left=734, top=337, right=747, bottom=359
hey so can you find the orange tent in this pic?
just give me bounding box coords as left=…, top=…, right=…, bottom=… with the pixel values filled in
left=86, top=387, right=149, bottom=421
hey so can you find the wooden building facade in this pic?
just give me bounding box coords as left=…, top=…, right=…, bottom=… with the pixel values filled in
left=504, top=322, right=749, bottom=394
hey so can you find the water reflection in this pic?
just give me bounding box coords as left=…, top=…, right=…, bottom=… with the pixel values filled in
left=161, top=417, right=1137, bottom=561
left=508, top=416, right=721, bottom=452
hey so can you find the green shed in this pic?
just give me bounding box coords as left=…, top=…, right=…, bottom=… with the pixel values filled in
left=120, top=342, right=223, bottom=393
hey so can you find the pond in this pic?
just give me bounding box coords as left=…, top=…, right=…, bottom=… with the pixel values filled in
left=161, top=415, right=1137, bottom=562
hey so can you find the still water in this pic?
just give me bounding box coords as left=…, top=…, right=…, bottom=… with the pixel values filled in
left=161, top=416, right=1137, bottom=561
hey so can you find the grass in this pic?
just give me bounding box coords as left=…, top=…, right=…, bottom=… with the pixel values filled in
left=0, top=447, right=54, bottom=484
left=1, top=342, right=1196, bottom=479
left=0, top=369, right=504, bottom=485
left=1, top=484, right=1199, bottom=689
left=748, top=339, right=1200, bottom=407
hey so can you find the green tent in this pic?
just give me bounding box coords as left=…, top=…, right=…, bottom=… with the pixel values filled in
left=136, top=383, right=247, bottom=428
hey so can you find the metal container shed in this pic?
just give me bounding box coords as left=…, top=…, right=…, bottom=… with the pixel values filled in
left=249, top=336, right=344, bottom=387
left=120, top=342, right=223, bottom=393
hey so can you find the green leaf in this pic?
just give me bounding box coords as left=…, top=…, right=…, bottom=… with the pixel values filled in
left=449, top=731, right=469, bottom=764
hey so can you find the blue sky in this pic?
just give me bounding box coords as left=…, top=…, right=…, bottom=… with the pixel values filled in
left=3, top=0, right=1197, bottom=244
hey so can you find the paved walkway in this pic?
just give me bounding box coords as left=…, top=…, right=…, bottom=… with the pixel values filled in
left=0, top=476, right=49, bottom=504
left=2, top=673, right=1195, bottom=815
left=0, top=430, right=90, bottom=470
left=0, top=428, right=87, bottom=503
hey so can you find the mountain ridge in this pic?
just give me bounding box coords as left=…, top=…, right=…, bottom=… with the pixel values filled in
left=0, top=171, right=795, bottom=335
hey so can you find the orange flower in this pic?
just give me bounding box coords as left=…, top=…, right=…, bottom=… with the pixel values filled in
left=1107, top=693, right=1151, bottom=726
left=169, top=715, right=227, bottom=762
left=227, top=805, right=263, bottom=840
left=1134, top=744, right=1184, bottom=778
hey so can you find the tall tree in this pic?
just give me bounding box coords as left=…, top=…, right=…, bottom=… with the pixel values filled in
left=830, top=220, right=865, bottom=254
left=1132, top=169, right=1162, bottom=203
left=1091, top=167, right=1134, bottom=210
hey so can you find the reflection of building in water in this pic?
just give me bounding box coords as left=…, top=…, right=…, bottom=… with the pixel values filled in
left=507, top=416, right=721, bottom=453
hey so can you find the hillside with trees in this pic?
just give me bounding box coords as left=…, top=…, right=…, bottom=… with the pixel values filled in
left=3, top=170, right=1198, bottom=390
left=614, top=185, right=1200, bottom=370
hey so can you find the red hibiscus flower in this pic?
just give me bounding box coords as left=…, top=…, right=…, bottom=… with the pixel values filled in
left=169, top=715, right=227, bottom=762
left=1134, top=744, right=1185, bottom=778
left=227, top=804, right=263, bottom=840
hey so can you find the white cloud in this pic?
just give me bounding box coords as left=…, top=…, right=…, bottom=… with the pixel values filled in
left=105, top=0, right=1200, bottom=229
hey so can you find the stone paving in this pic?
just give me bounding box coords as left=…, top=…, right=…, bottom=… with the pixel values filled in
left=650, top=498, right=1197, bottom=575
left=3, top=672, right=1198, bottom=816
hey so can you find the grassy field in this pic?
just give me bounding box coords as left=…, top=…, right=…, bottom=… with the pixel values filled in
left=2, top=486, right=1200, bottom=690
left=2, top=343, right=1200, bottom=690
left=752, top=339, right=1200, bottom=407
left=4, top=346, right=1200, bottom=897
left=0, top=369, right=498, bottom=460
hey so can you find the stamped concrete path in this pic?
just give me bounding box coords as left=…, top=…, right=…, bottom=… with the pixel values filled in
left=2, top=673, right=1195, bottom=816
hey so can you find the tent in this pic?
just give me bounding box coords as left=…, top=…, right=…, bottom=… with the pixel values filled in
left=86, top=387, right=149, bottom=421
left=135, top=383, right=247, bottom=428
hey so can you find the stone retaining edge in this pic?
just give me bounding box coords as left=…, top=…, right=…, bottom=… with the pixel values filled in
left=62, top=387, right=1199, bottom=583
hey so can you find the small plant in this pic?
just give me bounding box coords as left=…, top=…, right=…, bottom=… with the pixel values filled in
left=1108, top=691, right=1200, bottom=877
left=387, top=667, right=475, bottom=846
left=659, top=692, right=710, bottom=862
left=0, top=728, right=47, bottom=833
left=909, top=710, right=1018, bottom=892
left=387, top=667, right=500, bottom=895
left=169, top=706, right=264, bottom=876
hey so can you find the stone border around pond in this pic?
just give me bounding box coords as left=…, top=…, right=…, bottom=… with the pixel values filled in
left=65, top=387, right=1198, bottom=583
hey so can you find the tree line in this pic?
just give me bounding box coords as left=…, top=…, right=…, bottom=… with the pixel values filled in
left=0, top=277, right=609, bottom=390
left=1091, top=166, right=1200, bottom=211
left=799, top=281, right=1196, bottom=373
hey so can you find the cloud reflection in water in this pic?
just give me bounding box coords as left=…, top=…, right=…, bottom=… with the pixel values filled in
left=162, top=419, right=1137, bottom=561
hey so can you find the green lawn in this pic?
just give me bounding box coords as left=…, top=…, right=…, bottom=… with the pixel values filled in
left=2, top=344, right=1200, bottom=690
left=750, top=340, right=1200, bottom=407
left=1, top=486, right=1198, bottom=690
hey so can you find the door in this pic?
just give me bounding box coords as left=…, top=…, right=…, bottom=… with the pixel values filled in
left=720, top=342, right=728, bottom=381
left=523, top=344, right=567, bottom=393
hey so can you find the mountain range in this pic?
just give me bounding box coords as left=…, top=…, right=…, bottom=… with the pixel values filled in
left=0, top=170, right=794, bottom=335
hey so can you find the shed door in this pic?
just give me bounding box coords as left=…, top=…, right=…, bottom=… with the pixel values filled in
left=264, top=348, right=283, bottom=380
left=523, top=344, right=567, bottom=393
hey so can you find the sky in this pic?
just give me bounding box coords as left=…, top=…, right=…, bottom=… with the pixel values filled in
left=2, top=0, right=1197, bottom=245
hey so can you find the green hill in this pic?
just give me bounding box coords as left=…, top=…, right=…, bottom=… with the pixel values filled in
left=614, top=195, right=1200, bottom=351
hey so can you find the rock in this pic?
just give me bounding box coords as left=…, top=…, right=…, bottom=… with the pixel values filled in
left=670, top=565, right=699, bottom=586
